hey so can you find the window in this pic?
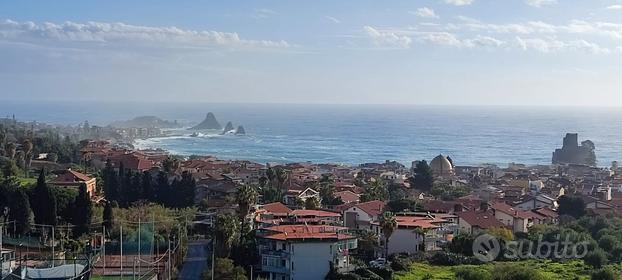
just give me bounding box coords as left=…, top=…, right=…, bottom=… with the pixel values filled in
left=281, top=259, right=286, bottom=267
left=291, top=261, right=294, bottom=271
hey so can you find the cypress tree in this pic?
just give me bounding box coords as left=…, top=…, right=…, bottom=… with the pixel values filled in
left=141, top=171, right=153, bottom=202
left=155, top=171, right=169, bottom=206
left=102, top=201, right=114, bottom=236
left=33, top=169, right=57, bottom=225
left=9, top=188, right=32, bottom=235
left=72, top=183, right=92, bottom=237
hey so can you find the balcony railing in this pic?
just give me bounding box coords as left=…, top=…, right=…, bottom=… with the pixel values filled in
left=261, top=250, right=290, bottom=258
left=261, top=265, right=290, bottom=274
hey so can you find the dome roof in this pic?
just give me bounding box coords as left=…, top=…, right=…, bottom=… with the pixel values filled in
left=430, top=154, right=453, bottom=176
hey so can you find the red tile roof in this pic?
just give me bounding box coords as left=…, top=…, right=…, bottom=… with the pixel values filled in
left=290, top=209, right=341, bottom=218
left=457, top=210, right=505, bottom=229
left=334, top=191, right=360, bottom=204
left=260, top=224, right=354, bottom=241
left=350, top=200, right=386, bottom=217
left=262, top=202, right=293, bottom=214
left=490, top=202, right=532, bottom=219
left=352, top=200, right=386, bottom=217
left=51, top=169, right=93, bottom=184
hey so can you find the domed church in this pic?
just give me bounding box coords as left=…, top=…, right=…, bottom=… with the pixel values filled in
left=430, top=154, right=454, bottom=177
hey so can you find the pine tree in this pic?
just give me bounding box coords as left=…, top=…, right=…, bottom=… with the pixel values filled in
left=72, top=183, right=92, bottom=237
left=180, top=171, right=196, bottom=207
left=33, top=169, right=57, bottom=225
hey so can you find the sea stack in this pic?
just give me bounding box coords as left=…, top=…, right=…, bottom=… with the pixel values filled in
left=189, top=112, right=222, bottom=130
left=221, top=121, right=235, bottom=134
left=235, top=125, right=246, bottom=135
left=552, top=133, right=596, bottom=166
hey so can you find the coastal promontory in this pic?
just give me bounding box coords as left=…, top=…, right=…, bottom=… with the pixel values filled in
left=189, top=112, right=222, bottom=130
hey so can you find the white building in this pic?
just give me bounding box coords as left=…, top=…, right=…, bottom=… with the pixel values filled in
left=257, top=225, right=357, bottom=280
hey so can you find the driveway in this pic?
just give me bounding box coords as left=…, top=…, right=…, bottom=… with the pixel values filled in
left=178, top=239, right=210, bottom=280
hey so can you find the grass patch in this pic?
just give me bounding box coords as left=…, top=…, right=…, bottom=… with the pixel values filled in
left=394, top=259, right=592, bottom=280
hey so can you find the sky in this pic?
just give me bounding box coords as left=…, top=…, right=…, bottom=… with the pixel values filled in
left=1, top=0, right=622, bottom=106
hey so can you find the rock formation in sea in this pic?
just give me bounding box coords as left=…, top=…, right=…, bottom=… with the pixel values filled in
left=189, top=112, right=222, bottom=130
left=235, top=125, right=246, bottom=135
left=221, top=121, right=235, bottom=135
left=552, top=133, right=596, bottom=166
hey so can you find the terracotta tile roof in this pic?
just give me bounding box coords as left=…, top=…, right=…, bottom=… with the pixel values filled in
left=351, top=200, right=386, bottom=217
left=490, top=202, right=532, bottom=219
left=262, top=202, right=293, bottom=214
left=532, top=207, right=558, bottom=218
left=290, top=209, right=341, bottom=218
left=334, top=191, right=360, bottom=204
left=51, top=169, right=93, bottom=184
left=372, top=215, right=447, bottom=229
left=260, top=224, right=354, bottom=241
left=457, top=210, right=505, bottom=229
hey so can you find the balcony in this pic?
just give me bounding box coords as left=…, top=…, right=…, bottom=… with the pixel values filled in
left=261, top=250, right=290, bottom=258
left=261, top=264, right=290, bottom=274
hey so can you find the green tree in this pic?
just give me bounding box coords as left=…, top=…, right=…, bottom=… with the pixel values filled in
left=361, top=179, right=388, bottom=202
left=179, top=171, right=196, bottom=207
left=411, top=160, right=434, bottom=192
left=32, top=169, right=57, bottom=226
left=379, top=211, right=397, bottom=257
left=454, top=267, right=492, bottom=280
left=558, top=195, right=586, bottom=219
left=103, top=159, right=119, bottom=202
left=304, top=196, right=320, bottom=210
left=214, top=213, right=239, bottom=258
left=9, top=188, right=32, bottom=235
left=141, top=171, right=154, bottom=201
left=1, top=160, right=19, bottom=179
left=235, top=185, right=258, bottom=223
left=4, top=142, right=16, bottom=160
left=22, top=139, right=33, bottom=176
left=584, top=249, right=608, bottom=269
left=103, top=201, right=114, bottom=236
left=203, top=258, right=247, bottom=280
left=72, top=183, right=93, bottom=237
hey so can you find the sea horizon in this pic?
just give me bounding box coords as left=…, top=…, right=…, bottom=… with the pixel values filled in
left=2, top=100, right=618, bottom=167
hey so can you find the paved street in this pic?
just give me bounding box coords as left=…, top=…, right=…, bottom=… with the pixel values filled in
left=178, top=240, right=210, bottom=280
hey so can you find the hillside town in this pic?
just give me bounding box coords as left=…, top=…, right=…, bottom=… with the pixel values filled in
left=2, top=116, right=622, bottom=280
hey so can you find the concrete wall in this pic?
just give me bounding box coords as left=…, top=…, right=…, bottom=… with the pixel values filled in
left=290, top=242, right=333, bottom=280
left=387, top=229, right=422, bottom=255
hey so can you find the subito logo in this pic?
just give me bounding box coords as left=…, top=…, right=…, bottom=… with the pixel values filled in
left=472, top=234, right=500, bottom=262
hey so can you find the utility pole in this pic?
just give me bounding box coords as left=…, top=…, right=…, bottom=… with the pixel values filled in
left=51, top=226, right=54, bottom=267
left=102, top=225, right=106, bottom=277
left=120, top=225, right=123, bottom=277
left=138, top=216, right=141, bottom=278
left=167, top=235, right=171, bottom=280
left=211, top=238, right=215, bottom=280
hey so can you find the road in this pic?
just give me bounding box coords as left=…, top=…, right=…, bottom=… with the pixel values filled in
left=178, top=239, right=210, bottom=280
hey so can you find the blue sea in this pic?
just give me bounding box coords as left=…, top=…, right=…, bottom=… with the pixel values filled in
left=1, top=101, right=620, bottom=167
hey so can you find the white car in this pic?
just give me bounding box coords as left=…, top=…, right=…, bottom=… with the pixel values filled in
left=369, top=258, right=387, bottom=268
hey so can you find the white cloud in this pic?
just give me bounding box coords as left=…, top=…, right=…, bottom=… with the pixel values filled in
left=0, top=19, right=290, bottom=49
left=443, top=0, right=474, bottom=6
left=606, top=5, right=622, bottom=10
left=411, top=7, right=439, bottom=19
left=364, top=26, right=412, bottom=49
left=325, top=16, right=341, bottom=24
left=526, top=0, right=557, bottom=7
left=464, top=35, right=505, bottom=48
left=420, top=32, right=463, bottom=47
left=253, top=8, right=277, bottom=19
left=515, top=36, right=610, bottom=54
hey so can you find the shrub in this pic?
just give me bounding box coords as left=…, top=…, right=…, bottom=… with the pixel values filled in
left=584, top=249, right=608, bottom=269
left=454, top=266, right=492, bottom=280
left=590, top=268, right=618, bottom=280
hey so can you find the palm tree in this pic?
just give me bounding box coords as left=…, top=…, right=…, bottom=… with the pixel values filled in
left=235, top=185, right=258, bottom=224
left=22, top=139, right=33, bottom=176
left=275, top=167, right=288, bottom=190
left=214, top=213, right=240, bottom=257
left=414, top=227, right=431, bottom=252
left=5, top=142, right=16, bottom=160
left=379, top=211, right=397, bottom=257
